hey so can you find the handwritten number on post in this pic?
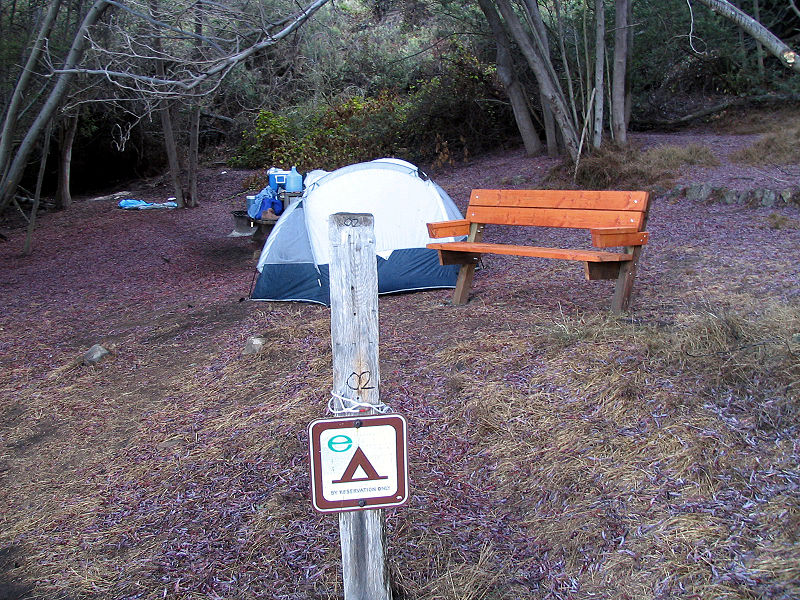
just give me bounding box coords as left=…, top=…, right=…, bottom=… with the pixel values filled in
left=347, top=371, right=375, bottom=393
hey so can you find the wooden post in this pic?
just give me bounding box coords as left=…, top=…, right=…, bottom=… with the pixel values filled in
left=328, top=213, right=391, bottom=600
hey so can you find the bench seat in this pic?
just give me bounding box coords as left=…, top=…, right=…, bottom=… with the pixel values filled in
left=426, top=241, right=633, bottom=262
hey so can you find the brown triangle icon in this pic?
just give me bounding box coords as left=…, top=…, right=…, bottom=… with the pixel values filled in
left=333, top=447, right=389, bottom=484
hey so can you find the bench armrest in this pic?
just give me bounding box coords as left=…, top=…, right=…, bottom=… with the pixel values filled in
left=427, top=219, right=471, bottom=238
left=591, top=228, right=648, bottom=248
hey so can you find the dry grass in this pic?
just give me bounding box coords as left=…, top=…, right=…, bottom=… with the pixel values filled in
left=709, top=105, right=800, bottom=136
left=641, top=143, right=720, bottom=170
left=766, top=213, right=800, bottom=230
left=424, top=302, right=799, bottom=599
left=546, top=143, right=719, bottom=190
left=731, top=123, right=800, bottom=166
left=3, top=298, right=799, bottom=599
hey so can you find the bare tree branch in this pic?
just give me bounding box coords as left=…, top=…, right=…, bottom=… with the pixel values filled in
left=691, top=0, right=799, bottom=72
left=52, top=0, right=330, bottom=98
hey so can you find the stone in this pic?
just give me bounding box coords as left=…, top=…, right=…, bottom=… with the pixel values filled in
left=760, top=189, right=777, bottom=207
left=83, top=344, right=110, bottom=365
left=243, top=336, right=267, bottom=355
left=745, top=189, right=760, bottom=206
left=780, top=188, right=799, bottom=206
left=708, top=187, right=726, bottom=203
left=722, top=189, right=742, bottom=205
left=685, top=183, right=713, bottom=202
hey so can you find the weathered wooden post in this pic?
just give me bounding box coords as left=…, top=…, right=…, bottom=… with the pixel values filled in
left=328, top=213, right=391, bottom=600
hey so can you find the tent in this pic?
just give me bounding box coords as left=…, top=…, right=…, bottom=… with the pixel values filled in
left=250, top=159, right=464, bottom=305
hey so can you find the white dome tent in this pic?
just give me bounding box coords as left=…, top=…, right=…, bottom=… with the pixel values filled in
left=250, top=159, right=464, bottom=305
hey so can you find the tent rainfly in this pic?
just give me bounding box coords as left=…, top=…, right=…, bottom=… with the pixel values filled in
left=250, top=159, right=464, bottom=305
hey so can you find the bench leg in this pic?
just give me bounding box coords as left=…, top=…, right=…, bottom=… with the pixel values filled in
left=611, top=246, right=643, bottom=313
left=452, top=262, right=477, bottom=305
left=451, top=222, right=484, bottom=305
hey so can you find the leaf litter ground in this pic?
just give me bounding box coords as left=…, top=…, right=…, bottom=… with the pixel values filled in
left=1, top=132, right=799, bottom=600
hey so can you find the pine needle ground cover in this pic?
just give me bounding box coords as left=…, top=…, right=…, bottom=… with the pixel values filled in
left=1, top=142, right=799, bottom=599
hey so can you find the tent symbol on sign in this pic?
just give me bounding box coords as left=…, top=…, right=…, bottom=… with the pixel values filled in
left=333, top=448, right=388, bottom=484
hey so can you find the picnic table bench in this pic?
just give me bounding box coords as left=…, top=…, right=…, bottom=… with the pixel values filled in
left=426, top=189, right=651, bottom=313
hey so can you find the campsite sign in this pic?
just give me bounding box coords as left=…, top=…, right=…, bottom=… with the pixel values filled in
left=309, top=414, right=408, bottom=513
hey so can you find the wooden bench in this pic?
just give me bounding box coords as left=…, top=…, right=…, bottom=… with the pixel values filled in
left=426, top=189, right=651, bottom=313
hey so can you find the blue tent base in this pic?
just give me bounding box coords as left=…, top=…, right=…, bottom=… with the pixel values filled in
left=250, top=248, right=458, bottom=306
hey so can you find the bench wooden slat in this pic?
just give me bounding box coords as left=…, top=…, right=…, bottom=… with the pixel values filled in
left=470, top=189, right=649, bottom=212
left=427, top=219, right=470, bottom=238
left=591, top=230, right=649, bottom=248
left=590, top=227, right=639, bottom=234
left=467, top=205, right=646, bottom=230
left=428, top=241, right=633, bottom=262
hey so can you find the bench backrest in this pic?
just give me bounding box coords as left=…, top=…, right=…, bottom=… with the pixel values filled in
left=467, top=189, right=650, bottom=231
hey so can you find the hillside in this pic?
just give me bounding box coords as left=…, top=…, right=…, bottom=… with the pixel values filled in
left=1, top=128, right=799, bottom=600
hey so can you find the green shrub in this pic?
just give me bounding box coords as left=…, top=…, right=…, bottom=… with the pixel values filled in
left=230, top=44, right=518, bottom=171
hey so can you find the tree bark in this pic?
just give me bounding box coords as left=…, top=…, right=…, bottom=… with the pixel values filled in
left=752, top=0, right=765, bottom=76
left=494, top=0, right=579, bottom=160
left=592, top=0, right=605, bottom=148
left=553, top=0, right=579, bottom=127
left=149, top=0, right=185, bottom=206
left=522, top=0, right=565, bottom=156
left=185, top=0, right=203, bottom=208
left=0, top=0, right=63, bottom=180
left=55, top=114, right=79, bottom=209
left=24, top=121, right=53, bottom=255
left=159, top=101, right=185, bottom=206
left=693, top=0, right=799, bottom=72
left=187, top=105, right=200, bottom=206
left=612, top=0, right=629, bottom=145
left=477, top=0, right=542, bottom=156
left=624, top=0, right=633, bottom=130
left=0, top=0, right=110, bottom=214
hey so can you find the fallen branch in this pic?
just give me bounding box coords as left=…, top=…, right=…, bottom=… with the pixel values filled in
left=635, top=93, right=800, bottom=130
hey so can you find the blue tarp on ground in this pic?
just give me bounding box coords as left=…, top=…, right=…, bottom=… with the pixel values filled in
left=118, top=199, right=178, bottom=210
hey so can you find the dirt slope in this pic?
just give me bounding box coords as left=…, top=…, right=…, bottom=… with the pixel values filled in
left=1, top=133, right=799, bottom=600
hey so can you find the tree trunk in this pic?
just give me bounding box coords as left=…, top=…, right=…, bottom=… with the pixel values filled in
left=522, top=0, right=565, bottom=156
left=592, top=0, right=605, bottom=148
left=159, top=102, right=185, bottom=206
left=24, top=121, right=53, bottom=255
left=149, top=0, right=185, bottom=206
left=612, top=0, right=629, bottom=145
left=693, top=0, right=799, bottom=72
left=624, top=0, right=633, bottom=130
left=477, top=0, right=542, bottom=156
left=185, top=0, right=203, bottom=207
left=494, top=0, right=579, bottom=160
left=55, top=114, right=78, bottom=209
left=553, top=0, right=579, bottom=127
left=187, top=105, right=200, bottom=206
left=752, top=0, right=765, bottom=76
left=541, top=98, right=559, bottom=156
left=0, top=0, right=110, bottom=214
left=0, top=0, right=63, bottom=181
